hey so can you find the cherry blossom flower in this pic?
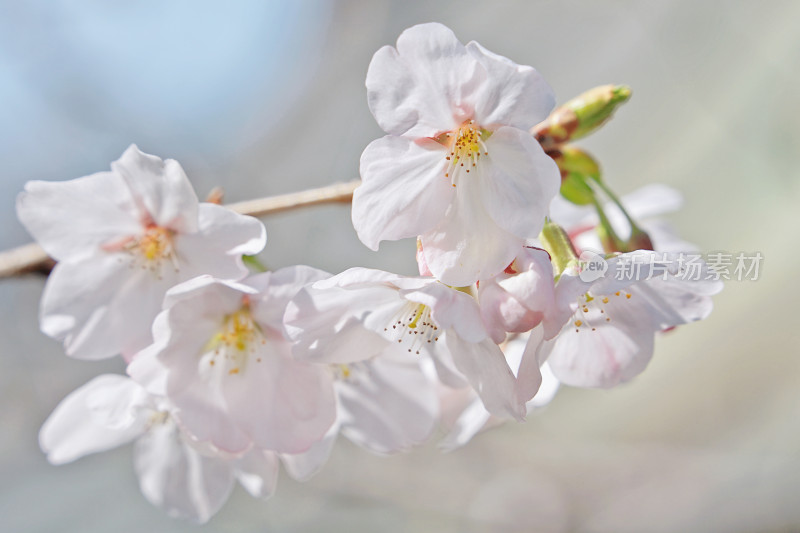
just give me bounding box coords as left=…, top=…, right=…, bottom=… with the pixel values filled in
left=16, top=145, right=266, bottom=361
left=39, top=374, right=282, bottom=523
left=128, top=268, right=336, bottom=455
left=284, top=267, right=524, bottom=420
left=353, top=23, right=560, bottom=285
left=524, top=251, right=723, bottom=388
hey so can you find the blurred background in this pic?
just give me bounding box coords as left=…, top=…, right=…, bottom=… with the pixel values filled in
left=1, top=0, right=798, bottom=531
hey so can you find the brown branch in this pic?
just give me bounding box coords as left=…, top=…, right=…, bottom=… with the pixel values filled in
left=0, top=179, right=361, bottom=280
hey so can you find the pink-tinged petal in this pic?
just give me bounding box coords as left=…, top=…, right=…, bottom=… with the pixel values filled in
left=337, top=357, right=438, bottom=454
left=40, top=252, right=175, bottom=360
left=479, top=127, right=560, bottom=240
left=222, top=337, right=336, bottom=454
left=514, top=326, right=544, bottom=405
left=127, top=347, right=170, bottom=397
left=421, top=174, right=522, bottom=286
left=285, top=282, right=398, bottom=364
left=161, top=275, right=255, bottom=312
left=479, top=248, right=555, bottom=343
left=39, top=375, right=151, bottom=465
left=479, top=280, right=531, bottom=343
left=399, top=282, right=487, bottom=343
left=466, top=41, right=555, bottom=129
left=16, top=172, right=140, bottom=262
left=134, top=419, right=234, bottom=524
left=175, top=204, right=266, bottom=280
left=279, top=423, right=339, bottom=482
left=428, top=343, right=469, bottom=389
left=247, top=266, right=331, bottom=331
left=628, top=276, right=720, bottom=330
left=234, top=449, right=280, bottom=500
left=169, top=376, right=252, bottom=454
left=354, top=136, right=453, bottom=250
left=367, top=23, right=484, bottom=137
left=543, top=306, right=655, bottom=389
left=498, top=247, right=556, bottom=309
left=111, top=144, right=199, bottom=233
left=444, top=332, right=523, bottom=419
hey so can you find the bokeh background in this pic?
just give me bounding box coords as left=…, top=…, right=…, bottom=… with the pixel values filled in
left=1, top=1, right=798, bottom=531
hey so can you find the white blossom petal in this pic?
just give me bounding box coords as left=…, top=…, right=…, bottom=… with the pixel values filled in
left=444, top=332, right=523, bottom=420
left=466, top=41, right=555, bottom=129
left=337, top=357, right=438, bottom=454
left=40, top=253, right=175, bottom=360
left=39, top=375, right=151, bottom=465
left=421, top=174, right=522, bottom=286
left=354, top=136, right=453, bottom=250
left=16, top=172, right=139, bottom=262
left=175, top=203, right=266, bottom=280
left=134, top=419, right=234, bottom=524
left=479, top=127, right=560, bottom=239
left=111, top=144, right=199, bottom=233
left=366, top=23, right=484, bottom=137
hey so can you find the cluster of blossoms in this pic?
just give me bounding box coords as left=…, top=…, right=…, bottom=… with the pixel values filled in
left=18, top=23, right=721, bottom=523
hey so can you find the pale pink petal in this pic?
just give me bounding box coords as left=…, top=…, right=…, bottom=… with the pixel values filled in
left=111, top=144, right=199, bottom=232
left=543, top=304, right=655, bottom=388
left=479, top=280, right=534, bottom=343
left=366, top=23, right=484, bottom=137
left=354, top=136, right=453, bottom=250
left=247, top=266, right=331, bottom=331
left=134, top=419, right=234, bottom=524
left=175, top=203, right=266, bottom=280
left=285, top=281, right=398, bottom=364
left=39, top=375, right=151, bottom=465
left=234, top=450, right=280, bottom=500
left=40, top=252, right=175, bottom=360
left=337, top=357, right=438, bottom=454
left=479, top=127, right=560, bottom=239
left=16, top=172, right=139, bottom=262
left=222, top=335, right=336, bottom=454
left=514, top=326, right=544, bottom=405
left=444, top=333, right=523, bottom=419
left=421, top=174, right=522, bottom=286
left=466, top=41, right=555, bottom=129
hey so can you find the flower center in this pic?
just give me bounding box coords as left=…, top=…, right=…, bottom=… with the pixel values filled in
left=384, top=302, right=440, bottom=354
left=136, top=225, right=174, bottom=262
left=439, top=120, right=489, bottom=187
left=571, top=290, right=632, bottom=333
left=103, top=224, right=179, bottom=277
left=203, top=304, right=265, bottom=375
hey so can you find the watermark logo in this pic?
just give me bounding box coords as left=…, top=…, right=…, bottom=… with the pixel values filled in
left=578, top=251, right=608, bottom=282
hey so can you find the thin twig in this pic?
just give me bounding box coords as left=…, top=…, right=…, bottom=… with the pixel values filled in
left=0, top=179, right=361, bottom=280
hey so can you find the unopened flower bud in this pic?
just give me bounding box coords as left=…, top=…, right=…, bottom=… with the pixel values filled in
left=533, top=85, right=632, bottom=147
